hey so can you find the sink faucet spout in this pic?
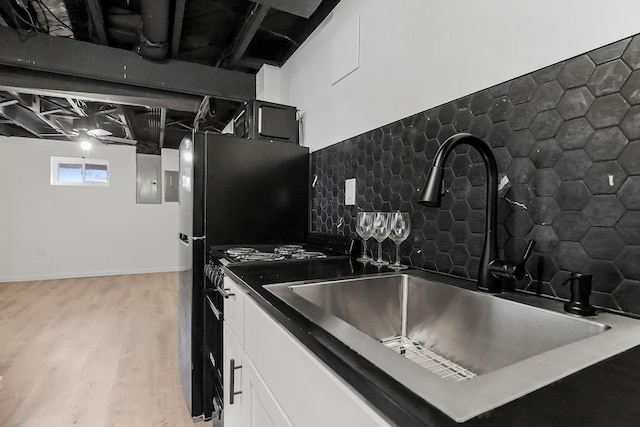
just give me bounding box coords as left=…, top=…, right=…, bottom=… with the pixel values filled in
left=419, top=133, right=500, bottom=292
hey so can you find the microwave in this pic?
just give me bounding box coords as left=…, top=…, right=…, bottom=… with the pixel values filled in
left=233, top=100, right=299, bottom=144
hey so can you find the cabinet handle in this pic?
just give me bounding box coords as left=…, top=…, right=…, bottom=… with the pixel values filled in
left=229, top=358, right=242, bottom=405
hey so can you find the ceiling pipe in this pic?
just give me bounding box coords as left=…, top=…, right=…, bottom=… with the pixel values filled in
left=136, top=0, right=170, bottom=61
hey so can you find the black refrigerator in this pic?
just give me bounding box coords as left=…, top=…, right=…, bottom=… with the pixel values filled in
left=178, top=132, right=309, bottom=419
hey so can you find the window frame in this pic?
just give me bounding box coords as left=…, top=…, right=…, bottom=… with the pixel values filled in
left=50, top=156, right=110, bottom=187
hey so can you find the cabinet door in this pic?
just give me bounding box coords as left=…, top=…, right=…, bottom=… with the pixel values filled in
left=242, top=356, right=292, bottom=427
left=224, top=277, right=246, bottom=346
left=224, top=324, right=245, bottom=427
left=244, top=297, right=390, bottom=426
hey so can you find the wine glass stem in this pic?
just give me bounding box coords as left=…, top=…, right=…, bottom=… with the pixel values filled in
left=395, top=243, right=400, bottom=266
left=362, top=238, right=367, bottom=258
left=377, top=241, right=383, bottom=264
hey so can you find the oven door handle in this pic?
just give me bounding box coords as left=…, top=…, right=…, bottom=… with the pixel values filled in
left=216, top=282, right=234, bottom=299
left=206, top=295, right=222, bottom=320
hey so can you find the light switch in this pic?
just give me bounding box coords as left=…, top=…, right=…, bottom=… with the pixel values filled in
left=345, top=178, right=356, bottom=205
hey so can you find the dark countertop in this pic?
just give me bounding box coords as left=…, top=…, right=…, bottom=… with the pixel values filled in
left=224, top=258, right=640, bottom=427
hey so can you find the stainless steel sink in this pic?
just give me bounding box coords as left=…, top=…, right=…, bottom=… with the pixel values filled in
left=265, top=271, right=640, bottom=422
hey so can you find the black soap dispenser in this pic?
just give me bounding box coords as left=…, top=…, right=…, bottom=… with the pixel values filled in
left=562, top=273, right=597, bottom=317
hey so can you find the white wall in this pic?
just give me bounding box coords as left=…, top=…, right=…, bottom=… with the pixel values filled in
left=279, top=0, right=640, bottom=151
left=0, top=137, right=180, bottom=282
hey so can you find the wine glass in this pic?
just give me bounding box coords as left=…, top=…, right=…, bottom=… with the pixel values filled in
left=355, top=211, right=374, bottom=263
left=389, top=212, right=411, bottom=270
left=370, top=212, right=391, bottom=266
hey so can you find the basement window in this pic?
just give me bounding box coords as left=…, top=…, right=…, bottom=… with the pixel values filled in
left=50, top=157, right=109, bottom=186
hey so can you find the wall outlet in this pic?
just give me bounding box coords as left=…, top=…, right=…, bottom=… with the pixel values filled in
left=345, top=178, right=356, bottom=205
left=36, top=247, right=48, bottom=257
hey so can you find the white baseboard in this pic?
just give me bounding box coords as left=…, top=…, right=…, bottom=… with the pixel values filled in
left=0, top=267, right=180, bottom=283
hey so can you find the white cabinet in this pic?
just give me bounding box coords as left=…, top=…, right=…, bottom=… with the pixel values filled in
left=223, top=276, right=389, bottom=427
left=242, top=357, right=292, bottom=427
left=224, top=324, right=245, bottom=427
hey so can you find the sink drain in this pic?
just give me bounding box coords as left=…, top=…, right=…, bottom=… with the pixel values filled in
left=381, top=335, right=477, bottom=382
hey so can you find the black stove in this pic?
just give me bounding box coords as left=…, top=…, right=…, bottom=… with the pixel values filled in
left=208, top=233, right=354, bottom=266
left=201, top=233, right=353, bottom=421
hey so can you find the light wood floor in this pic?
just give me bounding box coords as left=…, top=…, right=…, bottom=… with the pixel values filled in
left=0, top=273, right=208, bottom=427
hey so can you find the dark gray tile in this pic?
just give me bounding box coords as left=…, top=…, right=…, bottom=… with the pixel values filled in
left=584, top=161, right=627, bottom=194
left=469, top=91, right=493, bottom=115
left=585, top=127, right=628, bottom=161
left=584, top=260, right=624, bottom=293
left=622, top=35, right=640, bottom=69
left=587, top=59, right=631, bottom=96
left=488, top=81, right=512, bottom=97
left=616, top=212, right=640, bottom=245
left=556, top=87, right=595, bottom=120
left=530, top=81, right=564, bottom=111
left=590, top=291, right=622, bottom=311
left=467, top=186, right=486, bottom=209
left=451, top=200, right=470, bottom=221
left=584, top=195, right=625, bottom=226
left=554, top=181, right=591, bottom=210
left=450, top=221, right=470, bottom=243
left=507, top=129, right=536, bottom=157
left=435, top=253, right=453, bottom=273
left=526, top=253, right=559, bottom=282
left=589, top=38, right=632, bottom=64
left=487, top=122, right=513, bottom=148
left=585, top=93, right=630, bottom=129
left=530, top=110, right=563, bottom=139
left=555, top=149, right=592, bottom=180
left=529, top=139, right=562, bottom=168
left=453, top=109, right=473, bottom=132
left=437, top=123, right=456, bottom=142
left=436, top=231, right=454, bottom=252
left=487, top=96, right=514, bottom=123
left=526, top=224, right=560, bottom=253
left=618, top=176, right=640, bottom=209
left=507, top=157, right=535, bottom=184
left=558, top=55, right=596, bottom=89
left=436, top=211, right=454, bottom=231
left=556, top=118, right=594, bottom=150
left=613, top=280, right=640, bottom=314
left=620, top=105, right=640, bottom=139
left=508, top=75, right=538, bottom=104
left=582, top=227, right=625, bottom=259
left=620, top=70, right=640, bottom=105
left=530, top=197, right=560, bottom=225
left=425, top=118, right=441, bottom=139
left=554, top=241, right=589, bottom=271
left=438, top=104, right=455, bottom=125
left=616, top=247, right=640, bottom=280
left=507, top=103, right=537, bottom=131
left=468, top=114, right=492, bottom=138
left=532, top=62, right=564, bottom=84
left=451, top=244, right=470, bottom=267
left=505, top=211, right=534, bottom=237
left=531, top=169, right=561, bottom=197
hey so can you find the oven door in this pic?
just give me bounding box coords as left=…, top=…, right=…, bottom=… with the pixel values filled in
left=203, top=263, right=225, bottom=421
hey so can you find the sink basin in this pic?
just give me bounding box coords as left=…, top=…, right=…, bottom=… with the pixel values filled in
left=265, top=271, right=640, bottom=422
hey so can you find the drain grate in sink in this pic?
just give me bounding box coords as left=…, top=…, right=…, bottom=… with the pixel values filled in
left=381, top=336, right=477, bottom=382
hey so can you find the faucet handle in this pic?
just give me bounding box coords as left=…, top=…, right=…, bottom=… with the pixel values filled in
left=489, top=240, right=536, bottom=282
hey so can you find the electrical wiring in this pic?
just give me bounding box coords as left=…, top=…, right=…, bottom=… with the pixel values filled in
left=28, top=0, right=48, bottom=33
left=31, top=0, right=72, bottom=32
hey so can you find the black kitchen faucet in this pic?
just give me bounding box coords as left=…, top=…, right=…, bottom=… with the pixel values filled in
left=420, top=133, right=534, bottom=293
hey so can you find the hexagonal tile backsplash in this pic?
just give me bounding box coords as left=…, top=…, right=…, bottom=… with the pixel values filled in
left=310, top=34, right=640, bottom=315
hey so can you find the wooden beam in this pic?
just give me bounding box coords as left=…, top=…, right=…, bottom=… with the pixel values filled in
left=0, top=26, right=255, bottom=101
left=0, top=65, right=202, bottom=113
left=227, top=4, right=269, bottom=68
left=86, top=0, right=108, bottom=44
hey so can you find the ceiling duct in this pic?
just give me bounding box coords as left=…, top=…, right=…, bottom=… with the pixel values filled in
left=136, top=0, right=170, bottom=61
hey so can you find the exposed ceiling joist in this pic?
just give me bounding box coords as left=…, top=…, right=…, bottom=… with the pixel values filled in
left=171, top=0, right=187, bottom=58
left=227, top=4, right=270, bottom=68
left=117, top=106, right=134, bottom=139
left=86, top=0, right=108, bottom=44
left=66, top=98, right=88, bottom=117
left=0, top=26, right=256, bottom=101
left=0, top=65, right=202, bottom=112
left=252, top=0, right=322, bottom=18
